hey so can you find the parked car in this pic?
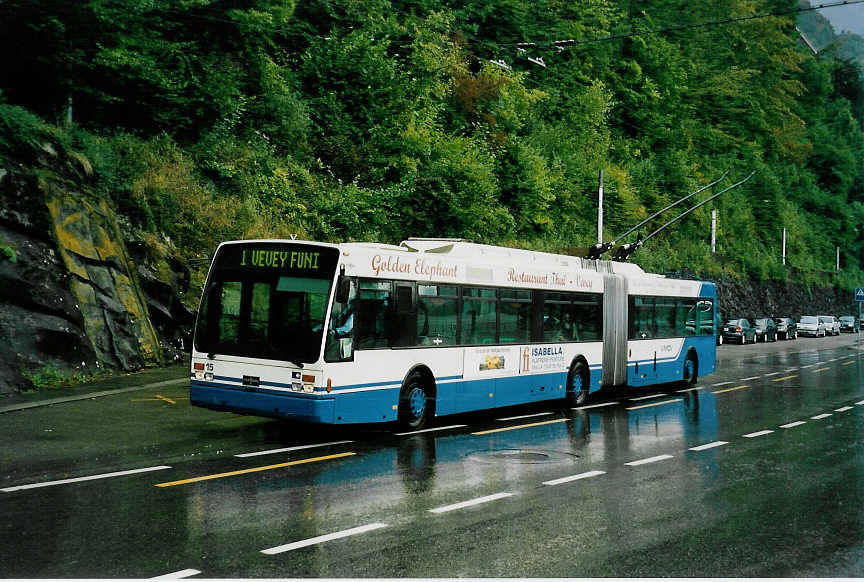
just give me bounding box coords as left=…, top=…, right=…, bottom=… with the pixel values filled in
left=715, top=310, right=727, bottom=345
left=754, top=318, right=778, bottom=342
left=839, top=315, right=859, bottom=333
left=818, top=315, right=840, bottom=336
left=722, top=318, right=757, bottom=344
left=773, top=317, right=798, bottom=340
left=798, top=315, right=826, bottom=337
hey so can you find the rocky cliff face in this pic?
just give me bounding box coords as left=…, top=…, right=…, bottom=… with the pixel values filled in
left=0, top=167, right=191, bottom=393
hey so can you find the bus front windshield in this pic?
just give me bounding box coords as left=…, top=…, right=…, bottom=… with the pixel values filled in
left=194, top=243, right=339, bottom=363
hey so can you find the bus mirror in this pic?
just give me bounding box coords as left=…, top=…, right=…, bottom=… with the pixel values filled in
left=336, top=276, right=350, bottom=303
left=339, top=338, right=353, bottom=359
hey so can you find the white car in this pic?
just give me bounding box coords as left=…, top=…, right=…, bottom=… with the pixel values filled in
left=818, top=315, right=840, bottom=336
left=798, top=316, right=826, bottom=337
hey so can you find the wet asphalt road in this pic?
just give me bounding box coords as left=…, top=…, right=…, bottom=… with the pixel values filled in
left=1, top=334, right=864, bottom=578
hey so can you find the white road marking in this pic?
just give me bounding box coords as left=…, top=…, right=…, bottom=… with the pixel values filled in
left=496, top=412, right=553, bottom=422
left=689, top=441, right=729, bottom=451
left=236, top=440, right=354, bottom=458
left=712, top=381, right=734, bottom=387
left=743, top=430, right=774, bottom=438
left=394, top=425, right=467, bottom=436
left=764, top=372, right=781, bottom=377
left=786, top=368, right=798, bottom=372
left=835, top=406, right=854, bottom=412
left=780, top=421, right=806, bottom=429
left=856, top=400, right=864, bottom=405
left=1, top=466, right=171, bottom=493
left=811, top=413, right=833, bottom=420
left=624, top=454, right=674, bottom=466
left=261, top=523, right=388, bottom=554
left=429, top=492, right=514, bottom=514
left=150, top=569, right=201, bottom=580
left=573, top=402, right=619, bottom=410
left=676, top=386, right=703, bottom=393
left=543, top=470, right=607, bottom=486
left=626, top=399, right=682, bottom=411
left=800, top=364, right=816, bottom=369
left=629, top=393, right=671, bottom=402
left=740, top=376, right=761, bottom=381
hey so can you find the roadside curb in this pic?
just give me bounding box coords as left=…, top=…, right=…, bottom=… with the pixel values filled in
left=0, top=377, right=188, bottom=414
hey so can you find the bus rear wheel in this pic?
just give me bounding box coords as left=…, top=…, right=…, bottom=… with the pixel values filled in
left=566, top=361, right=590, bottom=406
left=398, top=372, right=432, bottom=430
left=682, top=353, right=698, bottom=386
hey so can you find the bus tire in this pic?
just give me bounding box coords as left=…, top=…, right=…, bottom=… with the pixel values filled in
left=398, top=372, right=432, bottom=430
left=566, top=360, right=590, bottom=406
left=682, top=352, right=698, bottom=386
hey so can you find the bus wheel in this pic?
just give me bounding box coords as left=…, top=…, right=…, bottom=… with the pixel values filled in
left=682, top=353, right=698, bottom=386
left=398, top=372, right=431, bottom=430
left=567, top=361, right=590, bottom=406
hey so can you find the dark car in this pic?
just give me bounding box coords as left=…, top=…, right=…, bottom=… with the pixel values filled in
left=722, top=318, right=756, bottom=344
left=839, top=315, right=859, bottom=333
left=773, top=317, right=798, bottom=340
left=754, top=318, right=778, bottom=342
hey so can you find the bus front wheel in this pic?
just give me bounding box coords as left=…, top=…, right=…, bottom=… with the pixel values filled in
left=398, top=372, right=432, bottom=430
left=567, top=361, right=590, bottom=406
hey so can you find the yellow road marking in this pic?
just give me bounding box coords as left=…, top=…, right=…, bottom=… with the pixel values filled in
left=771, top=375, right=798, bottom=382
left=472, top=418, right=568, bottom=435
left=154, top=452, right=356, bottom=487
left=842, top=361, right=855, bottom=366
left=813, top=367, right=830, bottom=373
left=625, top=398, right=682, bottom=411
left=132, top=395, right=188, bottom=403
left=155, top=394, right=176, bottom=404
left=713, top=385, right=749, bottom=394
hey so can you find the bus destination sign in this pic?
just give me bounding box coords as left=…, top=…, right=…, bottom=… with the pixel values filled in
left=215, top=243, right=339, bottom=276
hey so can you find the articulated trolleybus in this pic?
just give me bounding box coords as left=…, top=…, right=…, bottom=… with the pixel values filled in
left=190, top=238, right=716, bottom=428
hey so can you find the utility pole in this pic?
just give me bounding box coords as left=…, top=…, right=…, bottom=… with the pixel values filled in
left=711, top=210, right=717, bottom=253
left=597, top=169, right=604, bottom=244
left=782, top=228, right=786, bottom=265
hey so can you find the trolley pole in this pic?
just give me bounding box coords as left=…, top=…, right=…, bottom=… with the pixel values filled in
left=597, top=169, right=604, bottom=244
left=837, top=246, right=840, bottom=271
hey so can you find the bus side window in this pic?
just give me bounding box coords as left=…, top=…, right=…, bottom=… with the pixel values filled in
left=355, top=280, right=392, bottom=349
left=417, top=285, right=458, bottom=346
left=325, top=278, right=357, bottom=362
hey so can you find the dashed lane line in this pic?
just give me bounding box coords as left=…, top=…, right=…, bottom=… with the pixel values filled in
left=771, top=375, right=798, bottom=382
left=780, top=421, right=807, bottom=429
left=150, top=569, right=201, bottom=580
left=624, top=454, right=674, bottom=466
left=743, top=430, right=774, bottom=438
left=573, top=402, right=619, bottom=410
left=394, top=425, right=467, bottom=436
left=857, top=400, right=864, bottom=405
left=496, top=412, right=553, bottom=422
left=740, top=376, right=761, bottom=381
left=629, top=393, right=672, bottom=402
left=712, top=381, right=734, bottom=387
left=236, top=440, right=354, bottom=458
left=154, top=452, right=355, bottom=487
left=835, top=406, right=854, bottom=412
left=625, top=399, right=682, bottom=411
left=542, top=470, right=606, bottom=486
left=472, top=418, right=568, bottom=435
left=2, top=465, right=172, bottom=493
left=811, top=413, right=833, bottom=420
left=813, top=367, right=831, bottom=373
left=764, top=372, right=781, bottom=377
left=260, top=523, right=389, bottom=555
left=842, top=361, right=855, bottom=366
left=676, top=386, right=703, bottom=393
left=713, top=385, right=748, bottom=395
left=688, top=441, right=729, bottom=451
left=429, top=492, right=514, bottom=514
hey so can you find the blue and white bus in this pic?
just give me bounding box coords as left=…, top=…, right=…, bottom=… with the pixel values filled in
left=190, top=238, right=716, bottom=428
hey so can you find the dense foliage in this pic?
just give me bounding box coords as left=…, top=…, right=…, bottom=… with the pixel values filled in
left=2, top=0, right=864, bottom=296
